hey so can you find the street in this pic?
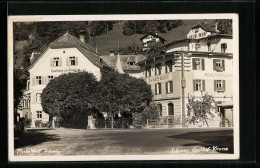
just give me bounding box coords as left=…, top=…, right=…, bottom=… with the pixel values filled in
left=14, top=128, right=233, bottom=155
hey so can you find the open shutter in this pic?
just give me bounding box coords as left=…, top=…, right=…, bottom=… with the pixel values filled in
left=155, top=84, right=157, bottom=95
left=202, top=80, right=205, bottom=91
left=50, top=58, right=53, bottom=67
left=66, top=57, right=69, bottom=66
left=165, top=82, right=168, bottom=94
left=193, top=80, right=196, bottom=91
left=223, top=80, right=226, bottom=91
left=213, top=59, right=216, bottom=71
left=222, top=60, right=225, bottom=70
left=41, top=76, right=44, bottom=85
left=192, top=58, right=196, bottom=70
left=201, top=59, right=205, bottom=70
left=59, top=57, right=62, bottom=66
left=32, top=76, right=35, bottom=86
left=75, top=57, right=78, bottom=66
left=170, top=81, right=173, bottom=93
left=159, top=83, right=161, bottom=94
left=214, top=80, right=217, bottom=92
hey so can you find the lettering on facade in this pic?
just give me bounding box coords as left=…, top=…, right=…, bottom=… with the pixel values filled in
left=148, top=75, right=169, bottom=83
left=51, top=69, right=87, bottom=73
left=205, top=73, right=233, bottom=78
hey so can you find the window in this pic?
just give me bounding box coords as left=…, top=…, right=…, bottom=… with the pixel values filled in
left=157, top=104, right=162, bottom=116
left=195, top=43, right=201, bottom=51
left=37, top=111, right=42, bottom=118
left=192, top=58, right=205, bottom=70
left=36, top=93, right=41, bottom=102
left=155, top=83, right=161, bottom=95
left=195, top=28, right=199, bottom=33
left=168, top=103, right=174, bottom=116
left=155, top=63, right=161, bottom=75
left=193, top=79, right=205, bottom=92
left=48, top=75, right=54, bottom=82
left=214, top=80, right=225, bottom=92
left=36, top=76, right=42, bottom=85
left=203, top=32, right=206, bottom=36
left=53, top=57, right=60, bottom=66
left=199, top=33, right=202, bottom=37
left=193, top=35, right=197, bottom=39
left=207, top=42, right=211, bottom=51
left=166, top=81, right=173, bottom=93
left=69, top=56, right=76, bottom=66
left=221, top=43, right=227, bottom=53
left=145, top=66, right=151, bottom=77
left=27, top=99, right=30, bottom=108
left=189, top=35, right=192, bottom=39
left=213, top=59, right=225, bottom=71
left=165, top=60, right=172, bottom=73
left=127, top=62, right=135, bottom=65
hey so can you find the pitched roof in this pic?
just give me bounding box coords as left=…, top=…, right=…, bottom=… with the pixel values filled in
left=191, top=22, right=219, bottom=33
left=140, top=32, right=166, bottom=42
left=27, top=33, right=111, bottom=70
left=101, top=54, right=147, bottom=71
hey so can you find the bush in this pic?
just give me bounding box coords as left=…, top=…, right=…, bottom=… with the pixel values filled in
left=34, top=120, right=42, bottom=127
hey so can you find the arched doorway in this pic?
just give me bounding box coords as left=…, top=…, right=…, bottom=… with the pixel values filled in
left=168, top=103, right=174, bottom=116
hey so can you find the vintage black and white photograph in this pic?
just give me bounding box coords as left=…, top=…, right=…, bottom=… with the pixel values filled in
left=8, top=14, right=239, bottom=161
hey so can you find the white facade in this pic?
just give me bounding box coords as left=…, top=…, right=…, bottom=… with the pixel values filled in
left=25, top=33, right=110, bottom=127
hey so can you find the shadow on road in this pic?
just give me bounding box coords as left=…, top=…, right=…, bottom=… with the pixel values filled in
left=166, top=130, right=233, bottom=153
left=15, top=129, right=61, bottom=149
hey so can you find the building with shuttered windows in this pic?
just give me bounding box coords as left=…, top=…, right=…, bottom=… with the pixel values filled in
left=137, top=22, right=233, bottom=127
left=23, top=32, right=112, bottom=127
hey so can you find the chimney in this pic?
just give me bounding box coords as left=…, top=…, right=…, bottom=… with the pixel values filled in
left=215, top=22, right=219, bottom=32
left=30, top=52, right=35, bottom=64
left=79, top=30, right=85, bottom=43
left=109, top=50, right=115, bottom=56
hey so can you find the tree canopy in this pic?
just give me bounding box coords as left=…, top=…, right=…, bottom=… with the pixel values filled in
left=89, top=21, right=117, bottom=36
left=94, top=71, right=153, bottom=119
left=122, top=20, right=183, bottom=36
left=217, top=19, right=232, bottom=35
left=41, top=72, right=99, bottom=122
left=186, top=93, right=216, bottom=127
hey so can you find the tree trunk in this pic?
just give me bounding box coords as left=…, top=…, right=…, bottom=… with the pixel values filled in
left=204, top=117, right=209, bottom=127
left=111, top=116, right=114, bottom=129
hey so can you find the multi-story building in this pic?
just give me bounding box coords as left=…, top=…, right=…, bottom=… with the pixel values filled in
left=23, top=32, right=111, bottom=127
left=140, top=32, right=166, bottom=51
left=138, top=22, right=233, bottom=127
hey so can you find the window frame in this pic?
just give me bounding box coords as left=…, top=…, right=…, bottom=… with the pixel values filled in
left=69, top=56, right=76, bottom=66
left=37, top=111, right=42, bottom=119
left=53, top=57, right=60, bottom=67
left=165, top=60, right=173, bottom=73
left=36, top=76, right=42, bottom=85
left=155, top=63, right=162, bottom=76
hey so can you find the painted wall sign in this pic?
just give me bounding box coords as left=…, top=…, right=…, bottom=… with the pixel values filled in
left=51, top=69, right=87, bottom=73
left=148, top=75, right=169, bottom=82
left=205, top=73, right=233, bottom=78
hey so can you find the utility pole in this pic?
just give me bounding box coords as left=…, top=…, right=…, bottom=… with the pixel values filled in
left=181, top=52, right=186, bottom=127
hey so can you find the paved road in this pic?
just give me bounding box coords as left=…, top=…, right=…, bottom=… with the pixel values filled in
left=15, top=128, right=233, bottom=155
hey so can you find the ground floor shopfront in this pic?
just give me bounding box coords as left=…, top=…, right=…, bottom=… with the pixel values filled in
left=154, top=97, right=233, bottom=128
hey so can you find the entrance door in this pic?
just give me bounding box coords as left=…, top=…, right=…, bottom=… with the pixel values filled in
left=168, top=103, right=174, bottom=116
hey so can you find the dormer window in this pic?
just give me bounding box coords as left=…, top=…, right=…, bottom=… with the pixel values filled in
left=127, top=61, right=135, bottom=65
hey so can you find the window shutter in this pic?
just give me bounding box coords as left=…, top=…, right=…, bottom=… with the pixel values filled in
left=66, top=57, right=69, bottom=66
left=223, top=80, right=226, bottom=91
left=222, top=60, right=225, bottom=70
left=192, top=58, right=196, bottom=70
left=159, top=83, right=161, bottom=94
left=75, top=57, right=78, bottom=66
left=214, top=80, right=217, bottom=91
left=170, top=81, right=173, bottom=93
left=202, top=80, right=205, bottom=91
left=59, top=57, right=62, bottom=66
left=32, top=76, right=35, bottom=86
left=50, top=58, right=53, bottom=67
left=41, top=76, right=44, bottom=85
left=213, top=59, right=216, bottom=71
left=193, top=80, right=196, bottom=91
left=155, top=84, right=157, bottom=95
left=201, top=59, right=205, bottom=70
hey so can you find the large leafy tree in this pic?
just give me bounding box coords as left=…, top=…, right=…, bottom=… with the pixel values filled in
left=41, top=72, right=99, bottom=123
left=186, top=93, right=216, bottom=127
left=89, top=21, right=117, bottom=36
left=217, top=19, right=232, bottom=35
left=95, top=71, right=153, bottom=127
